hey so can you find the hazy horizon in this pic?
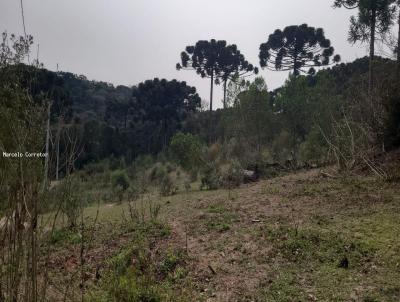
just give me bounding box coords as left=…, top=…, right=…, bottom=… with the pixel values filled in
left=1, top=0, right=373, bottom=107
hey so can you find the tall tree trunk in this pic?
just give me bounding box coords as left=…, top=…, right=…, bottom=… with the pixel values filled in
left=208, top=72, right=214, bottom=143
left=293, top=55, right=298, bottom=76
left=210, top=72, right=214, bottom=112
left=223, top=80, right=227, bottom=109
left=55, top=116, right=62, bottom=181
left=162, top=119, right=168, bottom=150
left=30, top=196, right=38, bottom=302
left=42, top=101, right=51, bottom=192
left=397, top=2, right=400, bottom=78
left=369, top=8, right=376, bottom=95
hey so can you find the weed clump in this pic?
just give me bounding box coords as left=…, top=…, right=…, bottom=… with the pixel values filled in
left=87, top=222, right=187, bottom=302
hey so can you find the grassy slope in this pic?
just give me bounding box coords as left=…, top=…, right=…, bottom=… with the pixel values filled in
left=45, top=169, right=400, bottom=302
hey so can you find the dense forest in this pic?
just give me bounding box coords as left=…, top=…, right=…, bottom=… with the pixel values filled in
left=1, top=1, right=400, bottom=301
left=8, top=55, right=399, bottom=173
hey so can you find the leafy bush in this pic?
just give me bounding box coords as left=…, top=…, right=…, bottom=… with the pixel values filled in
left=299, top=127, right=328, bottom=165
left=200, top=164, right=221, bottom=190
left=160, top=249, right=183, bottom=276
left=111, top=170, right=130, bottom=191
left=221, top=159, right=244, bottom=188
left=169, top=132, right=203, bottom=172
left=271, top=130, right=292, bottom=163
left=149, top=164, right=167, bottom=183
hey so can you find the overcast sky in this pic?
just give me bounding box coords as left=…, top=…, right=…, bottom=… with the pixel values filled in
left=1, top=0, right=369, bottom=108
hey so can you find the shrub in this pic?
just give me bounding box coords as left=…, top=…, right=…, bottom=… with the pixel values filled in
left=200, top=164, right=221, bottom=190
left=113, top=185, right=125, bottom=203
left=222, top=137, right=245, bottom=160
left=160, top=249, right=183, bottom=276
left=149, top=164, right=167, bottom=183
left=221, top=159, right=244, bottom=188
left=111, top=170, right=130, bottom=191
left=271, top=130, right=292, bottom=163
left=165, top=162, right=175, bottom=173
left=299, top=127, right=328, bottom=165
left=48, top=228, right=82, bottom=246
left=109, top=156, right=126, bottom=171
left=159, top=175, right=177, bottom=196
left=56, top=176, right=83, bottom=228
left=83, top=161, right=107, bottom=175
left=129, top=155, right=154, bottom=176
left=207, top=143, right=220, bottom=162
left=87, top=222, right=181, bottom=302
left=169, top=132, right=203, bottom=172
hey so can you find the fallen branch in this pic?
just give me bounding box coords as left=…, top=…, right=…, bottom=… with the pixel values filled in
left=208, top=264, right=216, bottom=275
left=320, top=171, right=336, bottom=179
left=363, top=157, right=387, bottom=180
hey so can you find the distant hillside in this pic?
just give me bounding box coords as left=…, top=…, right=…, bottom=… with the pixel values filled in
left=2, top=56, right=396, bottom=169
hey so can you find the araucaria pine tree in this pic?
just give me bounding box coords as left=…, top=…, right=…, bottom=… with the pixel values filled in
left=334, top=0, right=396, bottom=92
left=259, top=24, right=341, bottom=76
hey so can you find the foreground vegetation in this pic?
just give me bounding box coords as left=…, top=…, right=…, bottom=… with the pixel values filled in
left=38, top=165, right=400, bottom=301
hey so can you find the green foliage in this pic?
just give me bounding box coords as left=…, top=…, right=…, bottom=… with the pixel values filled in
left=177, top=39, right=258, bottom=110
left=225, top=73, right=250, bottom=108
left=299, top=127, right=329, bottom=164
left=132, top=78, right=201, bottom=150
left=149, top=163, right=168, bottom=182
left=257, top=271, right=307, bottom=301
left=334, top=0, right=396, bottom=45
left=47, top=228, right=81, bottom=246
left=224, top=77, right=274, bottom=163
left=169, top=132, right=203, bottom=173
left=111, top=170, right=130, bottom=191
left=273, top=72, right=342, bottom=165
left=0, top=34, right=46, bottom=213
left=204, top=204, right=238, bottom=232
left=221, top=159, right=244, bottom=188
left=109, top=156, right=126, bottom=171
left=263, top=224, right=375, bottom=265
left=159, top=249, right=184, bottom=276
left=88, top=222, right=185, bottom=302
left=200, top=164, right=221, bottom=190
left=275, top=76, right=314, bottom=161
left=271, top=130, right=292, bottom=163
left=177, top=40, right=258, bottom=84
